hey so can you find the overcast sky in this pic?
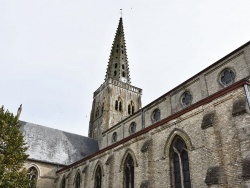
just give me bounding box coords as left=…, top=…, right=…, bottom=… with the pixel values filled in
left=1, top=0, right=250, bottom=136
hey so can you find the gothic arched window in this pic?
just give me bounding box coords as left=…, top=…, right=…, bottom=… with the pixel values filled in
left=128, top=104, right=131, bottom=114
left=170, top=136, right=191, bottom=188
left=94, top=166, right=102, bottom=188
left=128, top=101, right=135, bottom=115
left=102, top=103, right=104, bottom=114
left=61, top=177, right=66, bottom=188
left=115, top=98, right=122, bottom=112
left=124, top=154, right=134, bottom=188
left=75, top=172, right=81, bottom=188
left=119, top=101, right=122, bottom=112
left=115, top=100, right=118, bottom=110
left=28, top=166, right=38, bottom=188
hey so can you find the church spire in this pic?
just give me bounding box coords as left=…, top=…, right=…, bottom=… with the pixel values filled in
left=105, top=17, right=131, bottom=84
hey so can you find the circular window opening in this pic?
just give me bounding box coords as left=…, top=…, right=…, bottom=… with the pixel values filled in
left=129, top=122, right=136, bottom=134
left=181, top=91, right=192, bottom=106
left=112, top=132, right=117, bottom=143
left=220, top=68, right=235, bottom=86
left=151, top=108, right=161, bottom=123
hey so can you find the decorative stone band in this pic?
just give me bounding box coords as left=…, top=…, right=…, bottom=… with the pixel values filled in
left=57, top=78, right=250, bottom=174
left=93, top=78, right=142, bottom=97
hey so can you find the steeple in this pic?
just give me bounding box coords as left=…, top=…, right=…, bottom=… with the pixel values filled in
left=89, top=17, right=142, bottom=142
left=105, top=17, right=131, bottom=84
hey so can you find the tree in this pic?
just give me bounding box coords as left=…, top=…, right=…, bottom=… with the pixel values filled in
left=0, top=106, right=32, bottom=188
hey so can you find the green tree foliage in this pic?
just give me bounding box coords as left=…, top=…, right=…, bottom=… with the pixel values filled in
left=0, top=106, right=32, bottom=188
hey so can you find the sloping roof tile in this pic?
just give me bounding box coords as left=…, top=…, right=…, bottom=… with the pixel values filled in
left=20, top=121, right=99, bottom=165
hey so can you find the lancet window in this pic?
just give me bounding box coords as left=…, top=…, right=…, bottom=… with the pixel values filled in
left=94, top=166, right=102, bottom=188
left=101, top=103, right=104, bottom=114
left=75, top=172, right=81, bottom=188
left=61, top=177, right=66, bottom=188
left=28, top=167, right=38, bottom=188
left=124, top=154, right=134, bottom=188
left=170, top=136, right=191, bottom=188
left=115, top=98, right=122, bottom=112
left=128, top=101, right=135, bottom=115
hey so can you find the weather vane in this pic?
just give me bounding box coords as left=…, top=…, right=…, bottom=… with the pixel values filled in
left=120, top=9, right=123, bottom=17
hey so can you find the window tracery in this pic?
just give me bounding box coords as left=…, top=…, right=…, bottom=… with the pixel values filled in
left=28, top=167, right=38, bottom=188
left=170, top=136, right=191, bottom=188
left=94, top=166, right=102, bottom=188
left=75, top=172, right=81, bottom=188
left=151, top=108, right=161, bottom=123
left=115, top=98, right=123, bottom=112
left=220, top=68, right=235, bottom=86
left=181, top=91, right=192, bottom=106
left=129, top=122, right=136, bottom=134
left=124, top=154, right=134, bottom=188
left=128, top=101, right=135, bottom=115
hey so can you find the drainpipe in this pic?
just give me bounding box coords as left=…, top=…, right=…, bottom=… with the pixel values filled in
left=141, top=108, right=145, bottom=129
left=244, top=84, right=250, bottom=109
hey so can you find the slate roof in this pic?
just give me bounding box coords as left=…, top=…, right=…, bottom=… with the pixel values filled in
left=20, top=121, right=99, bottom=165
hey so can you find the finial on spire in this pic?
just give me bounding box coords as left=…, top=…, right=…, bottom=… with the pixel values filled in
left=120, top=9, right=123, bottom=17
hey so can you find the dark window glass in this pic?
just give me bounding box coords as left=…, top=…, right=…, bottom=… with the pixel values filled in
left=152, top=108, right=161, bottom=123
left=221, top=68, right=235, bottom=85
left=75, top=173, right=80, bottom=188
left=112, top=132, right=117, bottom=143
left=171, top=137, right=191, bottom=188
left=181, top=92, right=192, bottom=106
left=115, top=100, right=118, bottom=110
left=114, top=70, right=117, bottom=76
left=124, top=155, right=134, bottom=188
left=115, top=63, right=117, bottom=68
left=119, top=101, right=122, bottom=111
left=116, top=49, right=118, bottom=53
left=132, top=106, right=135, bottom=114
left=122, top=64, right=125, bottom=70
left=129, top=122, right=136, bottom=134
left=102, top=103, right=104, bottom=114
left=94, top=166, right=102, bottom=188
left=122, top=71, right=125, bottom=77
left=61, top=177, right=66, bottom=188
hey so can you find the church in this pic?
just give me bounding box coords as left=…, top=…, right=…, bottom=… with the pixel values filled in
left=21, top=17, right=250, bottom=188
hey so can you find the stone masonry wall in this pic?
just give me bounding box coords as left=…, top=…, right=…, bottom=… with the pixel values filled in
left=56, top=87, right=250, bottom=188
left=101, top=42, right=250, bottom=150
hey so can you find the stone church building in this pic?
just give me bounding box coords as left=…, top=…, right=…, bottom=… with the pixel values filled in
left=20, top=17, right=250, bottom=188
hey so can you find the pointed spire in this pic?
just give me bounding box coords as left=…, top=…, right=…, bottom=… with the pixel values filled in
left=16, top=104, right=22, bottom=119
left=105, top=17, right=131, bottom=84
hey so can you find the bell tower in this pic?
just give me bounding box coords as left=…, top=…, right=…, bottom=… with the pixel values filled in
left=88, top=17, right=142, bottom=143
